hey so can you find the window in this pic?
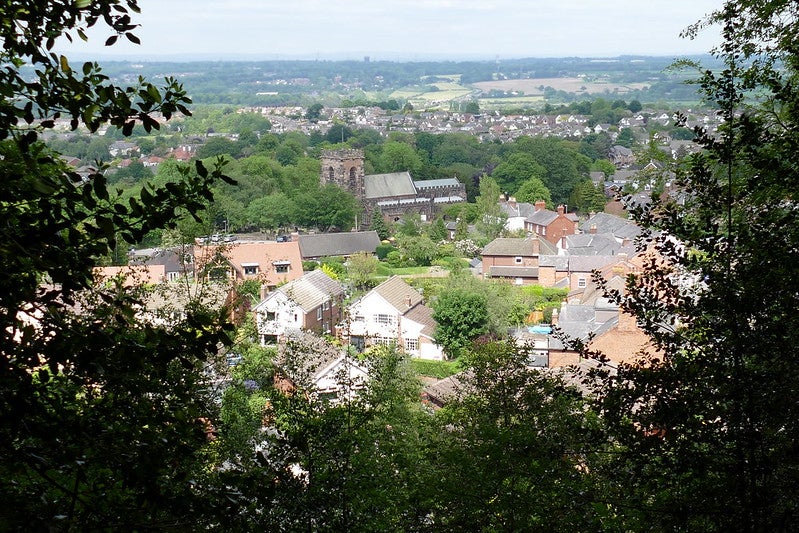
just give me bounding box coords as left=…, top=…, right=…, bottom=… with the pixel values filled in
left=322, top=300, right=330, bottom=311
left=376, top=337, right=394, bottom=347
left=265, top=311, right=276, bottom=321
left=404, top=338, right=419, bottom=352
left=577, top=277, right=587, bottom=288
left=167, top=271, right=180, bottom=282
left=317, top=307, right=323, bottom=320
left=274, top=261, right=290, bottom=274
left=375, top=313, right=392, bottom=325
left=243, top=264, right=259, bottom=275
left=514, top=256, right=523, bottom=264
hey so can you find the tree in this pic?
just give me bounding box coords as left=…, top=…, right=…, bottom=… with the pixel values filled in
left=432, top=290, right=489, bottom=357
left=568, top=179, right=606, bottom=214
left=324, top=123, right=353, bottom=144
left=490, top=152, right=546, bottom=194
left=346, top=252, right=379, bottom=291
left=514, top=176, right=552, bottom=206
left=474, top=175, right=507, bottom=245
left=295, top=184, right=358, bottom=231
left=245, top=192, right=298, bottom=231
left=377, top=140, right=423, bottom=175
left=395, top=234, right=437, bottom=267
left=587, top=3, right=799, bottom=530
left=305, top=102, right=324, bottom=123
left=369, top=211, right=391, bottom=240
left=0, top=1, right=233, bottom=529
left=429, top=339, right=605, bottom=530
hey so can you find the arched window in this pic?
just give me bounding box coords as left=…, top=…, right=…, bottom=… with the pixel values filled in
left=328, top=166, right=335, bottom=183
left=349, top=167, right=357, bottom=189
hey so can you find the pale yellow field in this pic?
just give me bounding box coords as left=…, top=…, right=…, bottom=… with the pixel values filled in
left=473, top=77, right=650, bottom=95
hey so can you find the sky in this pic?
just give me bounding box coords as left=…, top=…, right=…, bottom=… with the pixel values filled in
left=60, top=0, right=724, bottom=61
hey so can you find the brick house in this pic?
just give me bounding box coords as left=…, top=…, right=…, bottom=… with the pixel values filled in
left=526, top=201, right=579, bottom=246
left=193, top=240, right=303, bottom=290
left=480, top=236, right=556, bottom=285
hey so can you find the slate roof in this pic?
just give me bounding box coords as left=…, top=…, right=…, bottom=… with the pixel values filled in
left=372, top=275, right=424, bottom=312
left=488, top=266, right=539, bottom=278
left=580, top=212, right=642, bottom=241
left=298, top=231, right=381, bottom=259
left=562, top=234, right=623, bottom=256
left=482, top=237, right=551, bottom=257
left=275, top=270, right=344, bottom=312
left=528, top=208, right=579, bottom=226
left=364, top=171, right=417, bottom=199
left=567, top=255, right=621, bottom=273
left=538, top=255, right=569, bottom=270
left=414, top=178, right=461, bottom=189
left=499, top=201, right=537, bottom=219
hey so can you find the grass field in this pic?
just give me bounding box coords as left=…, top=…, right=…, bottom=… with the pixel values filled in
left=473, top=77, right=650, bottom=95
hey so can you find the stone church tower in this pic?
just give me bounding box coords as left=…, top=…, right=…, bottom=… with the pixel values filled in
left=320, top=149, right=365, bottom=201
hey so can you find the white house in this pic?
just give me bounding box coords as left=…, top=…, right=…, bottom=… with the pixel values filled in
left=254, top=269, right=344, bottom=345
left=343, top=276, right=445, bottom=360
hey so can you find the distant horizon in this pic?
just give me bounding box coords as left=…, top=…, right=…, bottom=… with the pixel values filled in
left=57, top=1, right=722, bottom=62
left=62, top=52, right=717, bottom=64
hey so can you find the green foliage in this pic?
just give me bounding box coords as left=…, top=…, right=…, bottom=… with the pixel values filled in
left=369, top=211, right=391, bottom=240
left=375, top=243, right=394, bottom=260
left=409, top=358, right=461, bottom=379
left=474, top=175, right=507, bottom=245
left=395, top=234, right=438, bottom=267
left=432, top=289, right=489, bottom=357
left=346, top=252, right=379, bottom=290
left=431, top=339, right=605, bottom=530
left=588, top=4, right=799, bottom=530
left=0, top=2, right=235, bottom=528
left=569, top=179, right=607, bottom=214
left=514, top=176, right=552, bottom=205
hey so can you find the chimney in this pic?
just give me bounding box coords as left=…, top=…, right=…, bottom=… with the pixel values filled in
left=405, top=294, right=412, bottom=308
left=534, top=200, right=546, bottom=212
left=557, top=204, right=565, bottom=216
left=508, top=196, right=517, bottom=209
left=530, top=234, right=540, bottom=255
left=589, top=224, right=597, bottom=234
left=551, top=307, right=559, bottom=326
left=499, top=193, right=507, bottom=203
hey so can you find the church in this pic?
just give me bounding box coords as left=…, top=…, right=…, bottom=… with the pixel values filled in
left=320, top=149, right=466, bottom=227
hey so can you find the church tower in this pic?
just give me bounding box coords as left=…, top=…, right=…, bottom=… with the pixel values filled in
left=320, top=149, right=365, bottom=201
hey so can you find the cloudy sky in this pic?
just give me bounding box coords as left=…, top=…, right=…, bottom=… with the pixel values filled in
left=60, top=0, right=723, bottom=61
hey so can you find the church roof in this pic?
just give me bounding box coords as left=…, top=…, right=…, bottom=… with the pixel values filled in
left=364, top=171, right=417, bottom=199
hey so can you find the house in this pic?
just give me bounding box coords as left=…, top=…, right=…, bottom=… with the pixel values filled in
left=298, top=231, right=381, bottom=261
left=343, top=276, right=445, bottom=360
left=480, top=235, right=556, bottom=285
left=526, top=201, right=579, bottom=246
left=193, top=240, right=303, bottom=289
left=129, top=246, right=194, bottom=282
left=579, top=212, right=642, bottom=245
left=272, top=330, right=368, bottom=402
left=498, top=195, right=537, bottom=232
left=254, top=269, right=345, bottom=344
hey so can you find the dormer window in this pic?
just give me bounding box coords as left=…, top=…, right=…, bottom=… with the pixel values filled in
left=242, top=262, right=259, bottom=275
left=273, top=260, right=290, bottom=274
left=514, top=256, right=523, bottom=264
